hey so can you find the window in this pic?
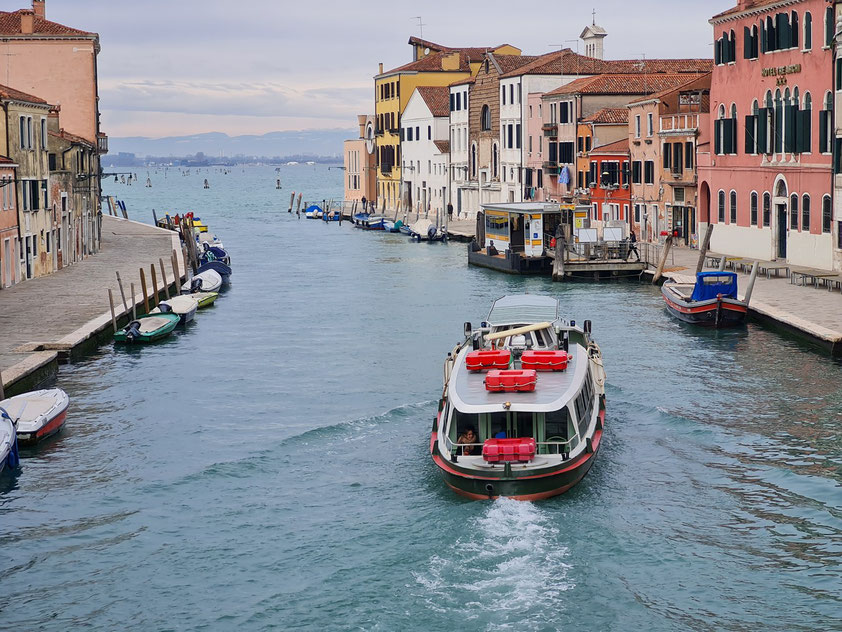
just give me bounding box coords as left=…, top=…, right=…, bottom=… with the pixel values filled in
left=27, top=117, right=33, bottom=150
left=516, top=124, right=521, bottom=149
left=647, top=113, right=653, bottom=136
left=644, top=161, right=654, bottom=184
left=428, top=126, right=431, bottom=140
left=481, top=105, right=491, bottom=131
left=635, top=115, right=641, bottom=138
left=763, top=11, right=796, bottom=53
left=407, top=127, right=413, bottom=141
left=718, top=190, right=726, bottom=222
left=19, top=116, right=25, bottom=149
left=509, top=84, right=514, bottom=106
left=750, top=192, right=758, bottom=226
left=763, top=192, right=771, bottom=227
left=799, top=92, right=812, bottom=154
left=501, top=86, right=506, bottom=105
left=685, top=142, right=694, bottom=169
left=790, top=193, right=799, bottom=230
left=802, top=194, right=810, bottom=231
left=559, top=102, right=571, bottom=124
left=744, top=24, right=759, bottom=59
left=41, top=118, right=47, bottom=150
left=820, top=92, right=833, bottom=153
left=730, top=190, right=737, bottom=223
left=507, top=124, right=513, bottom=149
left=822, top=195, right=832, bottom=233
left=804, top=11, right=812, bottom=50
left=415, top=126, right=419, bottom=140
left=559, top=141, right=574, bottom=164
left=632, top=161, right=642, bottom=184
left=826, top=6, right=834, bottom=47
left=715, top=30, right=737, bottom=64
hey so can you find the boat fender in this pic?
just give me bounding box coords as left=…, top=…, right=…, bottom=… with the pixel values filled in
left=584, top=320, right=592, bottom=334
left=586, top=437, right=594, bottom=454
left=125, top=321, right=142, bottom=341
left=0, top=407, right=20, bottom=469
left=485, top=484, right=494, bottom=499
left=450, top=452, right=458, bottom=463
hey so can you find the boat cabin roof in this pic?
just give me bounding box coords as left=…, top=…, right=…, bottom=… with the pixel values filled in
left=692, top=272, right=738, bottom=301
left=487, top=295, right=559, bottom=326
left=449, top=344, right=587, bottom=414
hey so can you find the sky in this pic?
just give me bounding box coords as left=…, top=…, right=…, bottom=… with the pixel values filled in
left=10, top=0, right=735, bottom=139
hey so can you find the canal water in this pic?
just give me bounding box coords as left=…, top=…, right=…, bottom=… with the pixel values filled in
left=1, top=165, right=841, bottom=631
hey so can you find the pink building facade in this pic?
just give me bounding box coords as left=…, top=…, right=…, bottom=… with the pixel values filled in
left=0, top=158, right=18, bottom=288
left=700, top=0, right=835, bottom=270
left=524, top=93, right=546, bottom=201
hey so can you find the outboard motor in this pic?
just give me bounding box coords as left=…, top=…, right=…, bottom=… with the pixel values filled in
left=427, top=225, right=438, bottom=240
left=157, top=302, right=173, bottom=313
left=190, top=278, right=203, bottom=293
left=124, top=320, right=142, bottom=342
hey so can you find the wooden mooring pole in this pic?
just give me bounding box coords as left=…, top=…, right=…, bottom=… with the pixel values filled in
left=108, top=289, right=118, bottom=333
left=150, top=264, right=159, bottom=308
left=115, top=271, right=129, bottom=315
left=296, top=193, right=303, bottom=214
left=159, top=258, right=170, bottom=300
left=696, top=224, right=714, bottom=274
left=130, top=283, right=137, bottom=320
left=140, top=268, right=150, bottom=314
left=289, top=192, right=295, bottom=213
left=652, top=235, right=674, bottom=284
left=171, top=250, right=181, bottom=295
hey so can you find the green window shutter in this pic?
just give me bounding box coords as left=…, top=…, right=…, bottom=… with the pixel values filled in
left=744, top=115, right=755, bottom=153
left=743, top=26, right=751, bottom=58
left=791, top=12, right=799, bottom=48
left=820, top=111, right=828, bottom=153
left=685, top=142, right=693, bottom=169
left=714, top=120, right=722, bottom=155
left=664, top=143, right=671, bottom=168
left=757, top=108, right=768, bottom=153
left=785, top=104, right=797, bottom=153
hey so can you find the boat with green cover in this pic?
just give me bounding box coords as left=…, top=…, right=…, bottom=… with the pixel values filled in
left=114, top=313, right=180, bottom=343
left=186, top=291, right=218, bottom=309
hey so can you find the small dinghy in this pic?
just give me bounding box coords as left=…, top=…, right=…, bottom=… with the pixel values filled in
left=185, top=291, right=218, bottom=309
left=150, top=295, right=199, bottom=324
left=187, top=269, right=223, bottom=293
left=199, top=244, right=230, bottom=266
left=114, top=313, right=180, bottom=343
left=197, top=261, right=231, bottom=285
left=408, top=219, right=447, bottom=242
left=0, top=388, right=69, bottom=445
left=305, top=205, right=323, bottom=219
left=0, top=408, right=20, bottom=473
left=383, top=219, right=404, bottom=233
left=353, top=213, right=387, bottom=230
left=322, top=209, right=341, bottom=222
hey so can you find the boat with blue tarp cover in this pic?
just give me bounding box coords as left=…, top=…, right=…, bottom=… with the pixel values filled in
left=662, top=271, right=748, bottom=327
left=431, top=295, right=607, bottom=500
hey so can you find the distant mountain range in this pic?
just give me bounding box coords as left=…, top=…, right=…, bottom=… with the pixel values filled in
left=107, top=129, right=356, bottom=160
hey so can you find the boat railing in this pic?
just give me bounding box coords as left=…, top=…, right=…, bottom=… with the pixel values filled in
left=443, top=435, right=578, bottom=455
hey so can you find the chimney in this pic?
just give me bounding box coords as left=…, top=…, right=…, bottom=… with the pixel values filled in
left=441, top=52, right=460, bottom=71
left=33, top=0, right=45, bottom=19
left=20, top=9, right=34, bottom=34
left=378, top=62, right=384, bottom=75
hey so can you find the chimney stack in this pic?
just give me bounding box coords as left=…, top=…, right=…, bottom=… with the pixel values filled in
left=378, top=62, right=384, bottom=75
left=20, top=9, right=34, bottom=34
left=32, top=0, right=45, bottom=19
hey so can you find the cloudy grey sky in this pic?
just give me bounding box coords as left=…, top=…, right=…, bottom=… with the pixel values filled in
left=25, top=0, right=734, bottom=138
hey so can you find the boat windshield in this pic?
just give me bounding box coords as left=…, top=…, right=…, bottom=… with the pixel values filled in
left=490, top=325, right=556, bottom=349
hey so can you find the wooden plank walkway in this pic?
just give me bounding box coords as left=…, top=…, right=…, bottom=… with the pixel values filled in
left=0, top=216, right=185, bottom=392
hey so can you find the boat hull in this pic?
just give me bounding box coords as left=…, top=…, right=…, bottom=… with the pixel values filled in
left=114, top=314, right=180, bottom=343
left=17, top=407, right=67, bottom=445
left=197, top=261, right=231, bottom=284
left=431, top=409, right=604, bottom=501
left=662, top=286, right=747, bottom=328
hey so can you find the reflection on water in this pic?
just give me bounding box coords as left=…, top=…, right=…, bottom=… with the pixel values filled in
left=0, top=166, right=840, bottom=631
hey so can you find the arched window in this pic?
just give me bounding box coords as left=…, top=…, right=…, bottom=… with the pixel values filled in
left=823, top=195, right=832, bottom=233
left=826, top=6, right=834, bottom=47
left=492, top=143, right=498, bottom=179
left=481, top=105, right=491, bottom=131
left=763, top=192, right=771, bottom=227
left=802, top=194, right=811, bottom=232
left=791, top=11, right=799, bottom=48
left=718, top=190, right=726, bottom=223
left=750, top=191, right=758, bottom=226
left=716, top=105, right=727, bottom=155
left=804, top=11, right=812, bottom=50
left=790, top=193, right=799, bottom=230
left=730, top=190, right=737, bottom=224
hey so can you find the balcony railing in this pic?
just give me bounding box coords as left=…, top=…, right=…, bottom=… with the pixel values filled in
left=659, top=114, right=701, bottom=133
left=97, top=132, right=108, bottom=155
left=542, top=161, right=560, bottom=175
left=380, top=165, right=392, bottom=176
left=542, top=123, right=558, bottom=138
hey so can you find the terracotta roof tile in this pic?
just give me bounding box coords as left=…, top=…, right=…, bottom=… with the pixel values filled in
left=382, top=50, right=472, bottom=75
left=583, top=108, right=629, bottom=124
left=407, top=37, right=517, bottom=62
left=416, top=86, right=451, bottom=117
left=711, top=0, right=778, bottom=21
left=434, top=140, right=450, bottom=154
left=628, top=72, right=712, bottom=105
left=546, top=73, right=708, bottom=97
left=0, top=10, right=96, bottom=37
left=590, top=138, right=630, bottom=154
left=0, top=82, right=48, bottom=104
left=48, top=128, right=94, bottom=147
left=500, top=50, right=712, bottom=79
left=0, top=155, right=15, bottom=164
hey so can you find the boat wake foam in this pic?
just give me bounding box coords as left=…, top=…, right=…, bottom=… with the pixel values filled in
left=415, top=498, right=574, bottom=630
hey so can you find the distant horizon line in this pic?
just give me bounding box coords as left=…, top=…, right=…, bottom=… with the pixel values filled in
left=108, top=127, right=358, bottom=140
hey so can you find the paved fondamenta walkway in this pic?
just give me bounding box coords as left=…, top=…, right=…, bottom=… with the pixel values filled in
left=0, top=216, right=184, bottom=389
left=659, top=246, right=842, bottom=346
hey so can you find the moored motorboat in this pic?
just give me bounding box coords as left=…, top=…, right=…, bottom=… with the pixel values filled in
left=150, top=295, right=199, bottom=324
left=0, top=388, right=69, bottom=445
left=383, top=219, right=404, bottom=233
left=407, top=219, right=447, bottom=242
left=199, top=243, right=230, bottom=266
left=114, top=313, right=180, bottom=343
left=305, top=205, right=323, bottom=219
left=0, top=408, right=20, bottom=472
left=187, top=269, right=223, bottom=293
left=662, top=271, right=749, bottom=328
left=197, top=261, right=232, bottom=285
left=353, top=213, right=387, bottom=230
left=186, top=291, right=218, bottom=309
left=431, top=295, right=607, bottom=501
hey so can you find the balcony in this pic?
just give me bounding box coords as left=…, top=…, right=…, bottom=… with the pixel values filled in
left=542, top=123, right=558, bottom=138
left=542, top=161, right=559, bottom=175
left=659, top=114, right=701, bottom=134
left=380, top=165, right=392, bottom=176
left=97, top=132, right=108, bottom=155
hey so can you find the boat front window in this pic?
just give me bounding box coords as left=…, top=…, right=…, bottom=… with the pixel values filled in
left=449, top=408, right=481, bottom=443
left=543, top=407, right=575, bottom=454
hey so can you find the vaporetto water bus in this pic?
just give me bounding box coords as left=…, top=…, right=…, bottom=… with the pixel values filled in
left=431, top=295, right=607, bottom=500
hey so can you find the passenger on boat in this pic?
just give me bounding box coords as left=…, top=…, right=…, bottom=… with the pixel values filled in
left=457, top=426, right=478, bottom=455
left=487, top=241, right=499, bottom=256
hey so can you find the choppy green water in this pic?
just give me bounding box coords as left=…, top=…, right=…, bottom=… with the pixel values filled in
left=1, top=165, right=840, bottom=631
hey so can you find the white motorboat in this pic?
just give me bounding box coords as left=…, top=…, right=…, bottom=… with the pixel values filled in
left=151, top=295, right=199, bottom=324
left=0, top=388, right=70, bottom=445
left=186, top=269, right=222, bottom=293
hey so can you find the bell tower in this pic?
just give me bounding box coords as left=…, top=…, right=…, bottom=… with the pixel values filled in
left=580, top=11, right=607, bottom=60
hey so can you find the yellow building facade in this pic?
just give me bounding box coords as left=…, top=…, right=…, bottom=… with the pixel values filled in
left=374, top=39, right=519, bottom=211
